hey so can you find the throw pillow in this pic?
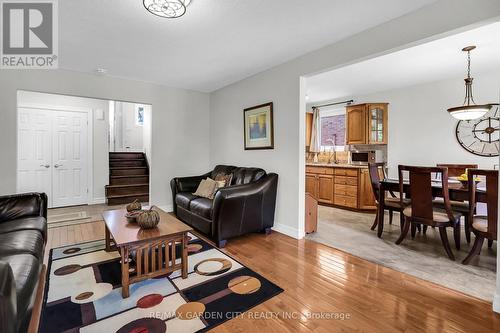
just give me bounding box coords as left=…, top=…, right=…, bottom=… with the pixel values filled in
left=193, top=178, right=217, bottom=199
left=214, top=173, right=233, bottom=187
left=215, top=180, right=226, bottom=188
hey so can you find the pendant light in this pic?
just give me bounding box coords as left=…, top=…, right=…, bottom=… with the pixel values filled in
left=143, top=0, right=191, bottom=19
left=447, top=46, right=496, bottom=120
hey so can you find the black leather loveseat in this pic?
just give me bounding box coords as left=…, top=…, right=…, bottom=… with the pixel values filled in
left=171, top=165, right=278, bottom=247
left=0, top=193, right=47, bottom=333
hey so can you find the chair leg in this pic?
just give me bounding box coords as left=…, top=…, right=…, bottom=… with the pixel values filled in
left=389, top=210, right=393, bottom=225
left=453, top=223, right=460, bottom=250
left=464, top=215, right=471, bottom=244
left=422, top=225, right=428, bottom=235
left=396, top=217, right=411, bottom=245
left=399, top=212, right=404, bottom=232
left=411, top=223, right=416, bottom=239
left=488, top=239, right=493, bottom=248
left=462, top=236, right=485, bottom=265
left=438, top=227, right=455, bottom=260
left=371, top=214, right=378, bottom=231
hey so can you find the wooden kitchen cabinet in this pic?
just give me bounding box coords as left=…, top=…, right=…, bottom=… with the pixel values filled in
left=367, top=103, right=388, bottom=144
left=305, top=112, right=313, bottom=147
left=317, top=174, right=334, bottom=203
left=333, top=168, right=358, bottom=208
left=346, top=103, right=388, bottom=145
left=306, top=165, right=377, bottom=211
left=358, top=168, right=377, bottom=209
left=346, top=105, right=367, bottom=144
left=305, top=192, right=318, bottom=233
left=305, top=171, right=334, bottom=204
left=305, top=173, right=317, bottom=198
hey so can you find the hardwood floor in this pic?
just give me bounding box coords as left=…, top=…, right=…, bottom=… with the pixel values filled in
left=32, top=221, right=500, bottom=333
left=43, top=220, right=105, bottom=263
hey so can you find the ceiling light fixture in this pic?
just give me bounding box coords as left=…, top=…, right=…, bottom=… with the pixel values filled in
left=143, top=0, right=191, bottom=19
left=447, top=46, right=497, bottom=120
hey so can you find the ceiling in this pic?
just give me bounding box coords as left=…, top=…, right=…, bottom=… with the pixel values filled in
left=306, top=22, right=500, bottom=103
left=59, top=0, right=437, bottom=92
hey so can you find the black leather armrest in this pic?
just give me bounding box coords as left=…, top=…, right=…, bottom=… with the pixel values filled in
left=0, top=192, right=48, bottom=223
left=212, top=173, right=278, bottom=242
left=0, top=261, right=16, bottom=333
left=170, top=172, right=211, bottom=213
left=172, top=173, right=210, bottom=193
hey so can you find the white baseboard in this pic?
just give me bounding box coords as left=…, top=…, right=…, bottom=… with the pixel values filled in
left=157, top=204, right=173, bottom=213
left=89, top=197, right=105, bottom=205
left=272, top=223, right=304, bottom=239
left=493, top=293, right=500, bottom=313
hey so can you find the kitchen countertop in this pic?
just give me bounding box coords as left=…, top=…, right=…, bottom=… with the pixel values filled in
left=306, top=163, right=369, bottom=169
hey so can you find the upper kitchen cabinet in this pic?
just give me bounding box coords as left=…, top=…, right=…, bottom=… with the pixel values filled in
left=346, top=103, right=388, bottom=145
left=367, top=103, right=388, bottom=144
left=346, top=104, right=366, bottom=144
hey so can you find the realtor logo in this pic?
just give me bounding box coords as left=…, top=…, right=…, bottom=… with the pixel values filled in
left=1, top=0, right=58, bottom=68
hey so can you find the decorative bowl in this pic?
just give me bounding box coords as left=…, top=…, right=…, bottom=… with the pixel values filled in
left=458, top=179, right=468, bottom=187
left=457, top=177, right=481, bottom=188
left=125, top=210, right=141, bottom=222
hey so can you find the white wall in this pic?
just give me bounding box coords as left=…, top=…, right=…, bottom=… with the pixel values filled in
left=0, top=70, right=210, bottom=209
left=367, top=73, right=499, bottom=175
left=17, top=90, right=110, bottom=203
left=142, top=105, right=152, bottom=166
left=210, top=0, right=500, bottom=239
left=308, top=72, right=500, bottom=176
left=114, top=102, right=144, bottom=152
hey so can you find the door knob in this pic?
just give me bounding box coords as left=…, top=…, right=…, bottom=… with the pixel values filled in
left=54, top=164, right=62, bottom=168
left=40, top=164, right=50, bottom=168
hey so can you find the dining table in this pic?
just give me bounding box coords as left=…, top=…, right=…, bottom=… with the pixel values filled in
left=376, top=178, right=488, bottom=238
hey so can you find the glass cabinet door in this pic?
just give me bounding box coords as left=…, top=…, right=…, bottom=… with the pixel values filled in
left=368, top=104, right=387, bottom=144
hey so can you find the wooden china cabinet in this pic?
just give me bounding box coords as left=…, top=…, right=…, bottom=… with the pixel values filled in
left=346, top=103, right=388, bottom=145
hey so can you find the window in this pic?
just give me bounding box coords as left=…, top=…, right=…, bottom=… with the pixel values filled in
left=319, top=109, right=345, bottom=150
left=135, top=105, right=144, bottom=126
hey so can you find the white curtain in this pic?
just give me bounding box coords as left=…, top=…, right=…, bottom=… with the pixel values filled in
left=309, top=107, right=320, bottom=153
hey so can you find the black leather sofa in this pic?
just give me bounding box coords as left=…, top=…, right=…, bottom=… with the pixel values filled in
left=0, top=193, right=47, bottom=333
left=171, top=165, right=278, bottom=247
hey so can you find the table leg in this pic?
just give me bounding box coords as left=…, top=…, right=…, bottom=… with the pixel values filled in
left=105, top=224, right=111, bottom=252
left=181, top=233, right=188, bottom=279
left=121, top=247, right=130, bottom=298
left=377, top=185, right=385, bottom=238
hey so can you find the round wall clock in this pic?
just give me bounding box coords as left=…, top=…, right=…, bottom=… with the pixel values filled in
left=455, top=105, right=499, bottom=157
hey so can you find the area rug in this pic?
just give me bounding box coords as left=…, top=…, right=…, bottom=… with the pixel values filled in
left=39, top=234, right=283, bottom=332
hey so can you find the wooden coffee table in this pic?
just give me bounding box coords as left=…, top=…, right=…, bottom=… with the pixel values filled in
left=102, top=208, right=193, bottom=298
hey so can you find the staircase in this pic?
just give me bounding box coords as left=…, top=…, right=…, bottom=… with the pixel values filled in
left=105, top=152, right=150, bottom=205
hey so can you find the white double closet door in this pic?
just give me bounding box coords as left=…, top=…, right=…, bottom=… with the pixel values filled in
left=17, top=108, right=89, bottom=208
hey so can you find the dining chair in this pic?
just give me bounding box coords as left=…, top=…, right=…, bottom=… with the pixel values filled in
left=396, top=166, right=462, bottom=260
left=436, top=164, right=478, bottom=177
left=368, top=163, right=410, bottom=231
left=462, top=169, right=498, bottom=265
left=434, top=164, right=478, bottom=243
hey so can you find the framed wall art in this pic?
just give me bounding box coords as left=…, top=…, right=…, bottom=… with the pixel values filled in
left=243, top=102, right=274, bottom=150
